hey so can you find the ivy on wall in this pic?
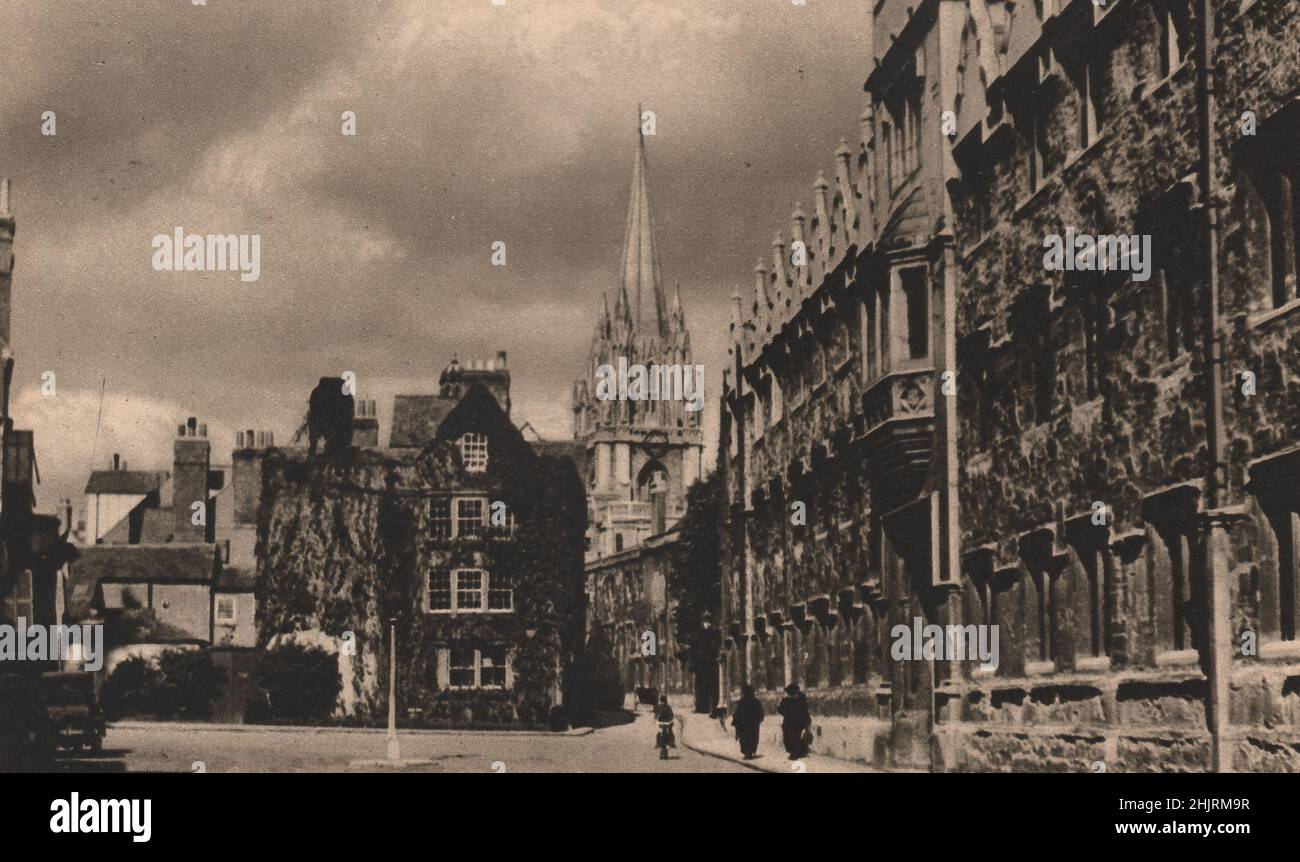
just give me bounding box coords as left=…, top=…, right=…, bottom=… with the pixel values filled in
left=254, top=425, right=586, bottom=728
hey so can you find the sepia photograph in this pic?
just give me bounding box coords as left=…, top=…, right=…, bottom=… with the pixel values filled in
left=1, top=0, right=1297, bottom=841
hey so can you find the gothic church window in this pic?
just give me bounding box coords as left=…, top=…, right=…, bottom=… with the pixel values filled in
left=1245, top=109, right=1300, bottom=308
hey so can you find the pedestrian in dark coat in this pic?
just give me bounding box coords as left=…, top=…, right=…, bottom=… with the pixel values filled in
left=732, top=685, right=764, bottom=760
left=777, top=683, right=812, bottom=759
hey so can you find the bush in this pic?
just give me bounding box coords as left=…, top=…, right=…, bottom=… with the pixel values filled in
left=101, top=657, right=167, bottom=720
left=156, top=650, right=225, bottom=720
left=253, top=643, right=340, bottom=723
left=564, top=627, right=625, bottom=724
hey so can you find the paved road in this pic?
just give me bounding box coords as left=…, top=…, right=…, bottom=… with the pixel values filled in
left=51, top=712, right=752, bottom=773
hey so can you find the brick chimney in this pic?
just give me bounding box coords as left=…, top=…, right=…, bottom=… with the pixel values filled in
left=173, top=417, right=211, bottom=543
left=352, top=397, right=379, bottom=447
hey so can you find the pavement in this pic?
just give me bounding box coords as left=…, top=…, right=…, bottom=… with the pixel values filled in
left=671, top=705, right=879, bottom=774
left=47, top=713, right=755, bottom=773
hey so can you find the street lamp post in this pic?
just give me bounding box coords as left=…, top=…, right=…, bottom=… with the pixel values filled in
left=387, top=617, right=400, bottom=763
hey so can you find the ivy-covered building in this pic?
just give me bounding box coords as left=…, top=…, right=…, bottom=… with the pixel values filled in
left=255, top=374, right=586, bottom=726
left=721, top=0, right=1300, bottom=771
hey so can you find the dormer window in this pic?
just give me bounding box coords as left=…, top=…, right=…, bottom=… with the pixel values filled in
left=458, top=432, right=489, bottom=472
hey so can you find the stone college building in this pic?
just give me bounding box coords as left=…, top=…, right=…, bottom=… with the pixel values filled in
left=720, top=0, right=1300, bottom=772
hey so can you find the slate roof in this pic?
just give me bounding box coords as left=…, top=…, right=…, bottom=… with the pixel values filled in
left=216, top=567, right=256, bottom=592
left=66, top=543, right=220, bottom=620
left=532, top=439, right=587, bottom=478
left=388, top=395, right=457, bottom=448
left=84, top=470, right=162, bottom=495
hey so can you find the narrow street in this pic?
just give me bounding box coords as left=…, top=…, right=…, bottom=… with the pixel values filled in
left=48, top=712, right=752, bottom=774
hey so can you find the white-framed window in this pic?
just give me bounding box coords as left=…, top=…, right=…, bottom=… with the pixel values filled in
left=456, top=568, right=483, bottom=610
left=431, top=496, right=498, bottom=539
left=446, top=644, right=509, bottom=689
left=431, top=497, right=453, bottom=539
left=449, top=644, right=477, bottom=688
left=427, top=567, right=512, bottom=614
left=488, top=572, right=513, bottom=611
left=215, top=594, right=238, bottom=625
left=428, top=570, right=453, bottom=611
left=456, top=497, right=486, bottom=538
left=458, top=432, right=489, bottom=473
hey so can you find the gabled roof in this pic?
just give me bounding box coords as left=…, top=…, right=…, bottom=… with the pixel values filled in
left=389, top=395, right=458, bottom=448
left=84, top=470, right=162, bottom=495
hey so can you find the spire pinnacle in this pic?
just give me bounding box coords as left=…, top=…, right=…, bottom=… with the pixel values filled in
left=616, top=111, right=669, bottom=338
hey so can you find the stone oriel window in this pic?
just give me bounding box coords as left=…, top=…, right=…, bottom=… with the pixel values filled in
left=860, top=290, right=886, bottom=383
left=882, top=264, right=930, bottom=370
left=901, top=267, right=929, bottom=361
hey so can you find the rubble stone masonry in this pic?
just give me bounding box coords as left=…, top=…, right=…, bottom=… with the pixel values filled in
left=720, top=0, right=1300, bottom=772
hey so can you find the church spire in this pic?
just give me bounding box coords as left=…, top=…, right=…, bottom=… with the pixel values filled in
left=617, top=109, right=669, bottom=338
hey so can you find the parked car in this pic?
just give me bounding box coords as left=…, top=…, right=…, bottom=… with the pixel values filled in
left=38, top=671, right=105, bottom=754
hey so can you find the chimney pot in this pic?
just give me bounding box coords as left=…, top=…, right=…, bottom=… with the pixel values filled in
left=178, top=424, right=187, bottom=437
left=187, top=417, right=197, bottom=435
left=267, top=431, right=274, bottom=446
left=199, top=423, right=208, bottom=438
left=112, top=453, right=120, bottom=470
left=236, top=431, right=245, bottom=448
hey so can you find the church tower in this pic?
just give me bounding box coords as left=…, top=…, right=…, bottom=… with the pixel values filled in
left=573, top=123, right=703, bottom=561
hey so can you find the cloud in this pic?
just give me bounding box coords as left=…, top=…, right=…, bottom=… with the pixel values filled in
left=2, top=0, right=871, bottom=511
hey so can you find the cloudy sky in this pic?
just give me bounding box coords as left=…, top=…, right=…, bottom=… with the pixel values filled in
left=0, top=0, right=871, bottom=516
